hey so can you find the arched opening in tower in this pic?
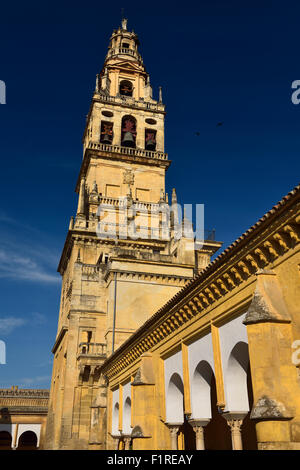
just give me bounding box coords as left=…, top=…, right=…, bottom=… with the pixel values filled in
left=145, top=129, right=156, bottom=151
left=120, top=80, right=133, bottom=97
left=121, top=115, right=136, bottom=148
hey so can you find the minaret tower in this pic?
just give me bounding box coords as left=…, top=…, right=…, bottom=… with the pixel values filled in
left=45, top=19, right=222, bottom=450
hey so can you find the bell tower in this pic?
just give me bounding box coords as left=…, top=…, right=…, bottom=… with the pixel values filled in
left=45, top=19, right=222, bottom=450
left=81, top=17, right=166, bottom=208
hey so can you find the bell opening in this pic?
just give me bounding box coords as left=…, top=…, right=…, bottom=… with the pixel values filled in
left=145, top=129, right=156, bottom=151
left=100, top=121, right=113, bottom=145
left=121, top=116, right=136, bottom=148
left=120, top=80, right=133, bottom=97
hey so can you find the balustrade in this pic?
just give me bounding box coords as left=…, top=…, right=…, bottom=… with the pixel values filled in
left=78, top=342, right=107, bottom=357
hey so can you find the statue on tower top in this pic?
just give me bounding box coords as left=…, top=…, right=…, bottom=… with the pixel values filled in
left=122, top=17, right=128, bottom=30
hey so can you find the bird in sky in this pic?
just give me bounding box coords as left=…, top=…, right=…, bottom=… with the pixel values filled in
left=195, top=122, right=224, bottom=136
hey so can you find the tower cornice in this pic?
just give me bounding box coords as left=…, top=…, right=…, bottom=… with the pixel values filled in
left=57, top=229, right=169, bottom=275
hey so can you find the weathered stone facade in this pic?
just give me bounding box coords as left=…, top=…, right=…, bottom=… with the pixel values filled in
left=12, top=18, right=298, bottom=451
left=102, top=184, right=300, bottom=450
left=44, top=19, right=221, bottom=450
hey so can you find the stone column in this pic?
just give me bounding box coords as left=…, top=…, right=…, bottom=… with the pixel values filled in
left=188, top=419, right=210, bottom=450
left=123, top=436, right=131, bottom=450
left=12, top=423, right=19, bottom=449
left=223, top=413, right=246, bottom=450
left=114, top=436, right=120, bottom=450
left=167, top=424, right=180, bottom=450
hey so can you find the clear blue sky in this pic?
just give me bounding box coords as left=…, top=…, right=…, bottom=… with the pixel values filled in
left=0, top=0, right=299, bottom=388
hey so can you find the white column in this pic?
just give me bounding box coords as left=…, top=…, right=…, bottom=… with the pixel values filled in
left=12, top=423, right=19, bottom=449
left=167, top=424, right=180, bottom=450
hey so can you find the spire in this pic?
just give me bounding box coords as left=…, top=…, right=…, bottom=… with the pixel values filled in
left=171, top=188, right=179, bottom=228
left=77, top=177, right=86, bottom=216
left=95, top=74, right=100, bottom=93
left=172, top=187, right=177, bottom=205
left=159, top=86, right=163, bottom=103
left=182, top=208, right=194, bottom=238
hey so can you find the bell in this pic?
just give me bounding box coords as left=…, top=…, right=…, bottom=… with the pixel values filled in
left=101, top=134, right=112, bottom=144
left=146, top=138, right=156, bottom=151
left=122, top=131, right=135, bottom=147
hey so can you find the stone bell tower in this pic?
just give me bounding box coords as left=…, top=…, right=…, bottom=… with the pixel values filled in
left=45, top=19, right=222, bottom=450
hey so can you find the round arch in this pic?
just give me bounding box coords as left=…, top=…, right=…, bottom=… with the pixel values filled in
left=121, top=115, right=137, bottom=148
left=112, top=402, right=120, bottom=435
left=166, top=372, right=184, bottom=424
left=119, top=80, right=133, bottom=97
left=17, top=431, right=37, bottom=449
left=226, top=341, right=250, bottom=412
left=123, top=396, right=132, bottom=435
left=191, top=360, right=214, bottom=419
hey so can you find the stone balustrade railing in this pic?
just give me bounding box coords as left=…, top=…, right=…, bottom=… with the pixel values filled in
left=96, top=195, right=161, bottom=212
left=78, top=342, right=107, bottom=357
left=112, top=248, right=174, bottom=263
left=0, top=389, right=49, bottom=398
left=106, top=47, right=142, bottom=61
left=93, top=93, right=165, bottom=112
left=82, top=264, right=100, bottom=277
left=0, top=398, right=49, bottom=407
left=87, top=141, right=168, bottom=161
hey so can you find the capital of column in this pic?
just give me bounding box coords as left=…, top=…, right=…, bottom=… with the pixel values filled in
left=167, top=424, right=180, bottom=436
left=166, top=423, right=182, bottom=450
left=188, top=419, right=210, bottom=428
left=222, top=412, right=247, bottom=450
left=222, top=412, right=247, bottom=427
left=188, top=419, right=210, bottom=450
